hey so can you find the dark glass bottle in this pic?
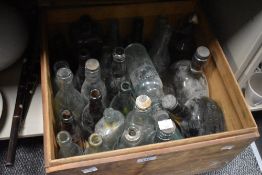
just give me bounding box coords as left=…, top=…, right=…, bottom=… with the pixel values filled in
left=128, top=17, right=144, bottom=44
left=73, top=48, right=90, bottom=91
left=60, top=109, right=81, bottom=144
left=81, top=89, right=105, bottom=139
left=169, top=13, right=198, bottom=63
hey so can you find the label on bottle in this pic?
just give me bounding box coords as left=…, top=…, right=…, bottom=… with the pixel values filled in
left=81, top=167, right=98, bottom=174
left=158, top=119, right=174, bottom=130
left=137, top=156, right=157, bottom=163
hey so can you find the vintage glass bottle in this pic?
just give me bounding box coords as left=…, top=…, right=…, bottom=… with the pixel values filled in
left=54, top=67, right=85, bottom=124
left=171, top=46, right=210, bottom=105
left=109, top=47, right=128, bottom=98
left=95, top=108, right=125, bottom=150
left=85, top=133, right=107, bottom=154
left=81, top=89, right=105, bottom=140
left=60, top=109, right=81, bottom=143
left=169, top=13, right=198, bottom=63
left=161, top=94, right=189, bottom=123
left=150, top=22, right=172, bottom=75
left=124, top=95, right=156, bottom=145
left=110, top=81, right=135, bottom=116
left=73, top=48, right=90, bottom=91
left=125, top=43, right=164, bottom=104
left=56, top=131, right=82, bottom=158
left=117, top=125, right=143, bottom=149
left=52, top=60, right=70, bottom=94
left=152, top=104, right=183, bottom=142
left=81, top=58, right=107, bottom=106
left=182, top=96, right=225, bottom=137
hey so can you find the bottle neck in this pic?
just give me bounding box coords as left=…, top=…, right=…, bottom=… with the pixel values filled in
left=85, top=68, right=102, bottom=83
left=112, top=59, right=126, bottom=78
left=57, top=79, right=75, bottom=92
left=168, top=102, right=188, bottom=119
left=57, top=131, right=73, bottom=148
left=158, top=26, right=172, bottom=51
left=190, top=54, right=207, bottom=72
left=89, top=97, right=104, bottom=114
left=61, top=113, right=75, bottom=134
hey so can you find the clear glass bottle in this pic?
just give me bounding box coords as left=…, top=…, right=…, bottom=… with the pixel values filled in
left=56, top=131, right=82, bottom=158
left=85, top=133, right=107, bottom=154
left=182, top=96, right=225, bottom=137
left=151, top=103, right=183, bottom=142
left=124, top=95, right=156, bottom=145
left=73, top=48, right=90, bottom=91
left=81, top=59, right=107, bottom=106
left=171, top=46, right=210, bottom=105
left=54, top=67, right=85, bottom=124
left=109, top=47, right=128, bottom=98
left=110, top=81, right=135, bottom=116
left=60, top=109, right=81, bottom=144
left=125, top=43, right=164, bottom=104
left=81, top=89, right=105, bottom=139
left=95, top=108, right=125, bottom=150
left=117, top=125, right=143, bottom=149
left=52, top=60, right=70, bottom=94
left=150, top=22, right=172, bottom=75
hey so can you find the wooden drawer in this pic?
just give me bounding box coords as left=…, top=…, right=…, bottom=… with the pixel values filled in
left=40, top=1, right=259, bottom=174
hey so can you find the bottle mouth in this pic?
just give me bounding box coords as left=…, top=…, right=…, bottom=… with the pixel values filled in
left=90, top=89, right=102, bottom=99
left=57, top=67, right=72, bottom=80
left=161, top=94, right=177, bottom=110
left=89, top=133, right=102, bottom=147
left=124, top=126, right=141, bottom=142
left=113, top=47, right=125, bottom=62
left=85, top=59, right=100, bottom=71
left=61, top=110, right=73, bottom=123
left=121, top=81, right=131, bottom=92
left=136, top=95, right=152, bottom=110
left=57, top=131, right=72, bottom=145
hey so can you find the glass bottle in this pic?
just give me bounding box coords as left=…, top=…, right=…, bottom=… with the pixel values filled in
left=171, top=46, right=210, bottom=105
left=95, top=108, right=125, bottom=150
left=110, top=81, right=135, bottom=116
left=151, top=103, right=183, bottom=142
left=150, top=21, right=172, bottom=75
left=125, top=43, right=164, bottom=104
left=81, top=89, right=105, bottom=140
left=60, top=109, right=81, bottom=144
left=52, top=60, right=70, bottom=94
left=124, top=95, right=156, bottom=145
left=56, top=131, right=82, bottom=158
left=85, top=133, right=107, bottom=154
left=81, top=58, right=107, bottom=106
left=161, top=94, right=189, bottom=123
left=182, top=96, right=225, bottom=137
left=117, top=125, right=143, bottom=149
left=130, top=17, right=144, bottom=44
left=54, top=67, right=85, bottom=124
left=109, top=47, right=128, bottom=98
left=169, top=13, right=198, bottom=63
left=73, top=48, right=90, bottom=91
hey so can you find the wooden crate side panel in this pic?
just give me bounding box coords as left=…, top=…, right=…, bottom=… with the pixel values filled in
left=46, top=138, right=252, bottom=175
left=41, top=11, right=58, bottom=163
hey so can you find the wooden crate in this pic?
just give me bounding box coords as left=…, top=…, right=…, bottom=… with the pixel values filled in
left=40, top=1, right=259, bottom=174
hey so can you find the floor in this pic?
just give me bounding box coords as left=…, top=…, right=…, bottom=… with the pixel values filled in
left=253, top=110, right=262, bottom=171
